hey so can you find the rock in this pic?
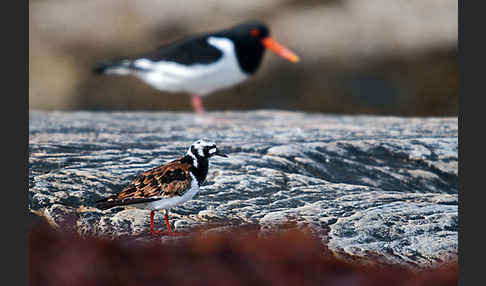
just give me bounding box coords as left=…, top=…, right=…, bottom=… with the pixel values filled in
left=29, top=110, right=457, bottom=267
left=327, top=195, right=457, bottom=267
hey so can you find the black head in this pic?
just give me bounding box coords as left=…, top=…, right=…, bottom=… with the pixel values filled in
left=214, top=21, right=270, bottom=74
left=222, top=21, right=271, bottom=40
left=187, top=139, right=228, bottom=160
left=214, top=20, right=299, bottom=74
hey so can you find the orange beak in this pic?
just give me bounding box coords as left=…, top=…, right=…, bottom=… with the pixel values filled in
left=261, top=37, right=300, bottom=63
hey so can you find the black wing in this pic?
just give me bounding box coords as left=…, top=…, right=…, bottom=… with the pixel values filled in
left=135, top=35, right=223, bottom=65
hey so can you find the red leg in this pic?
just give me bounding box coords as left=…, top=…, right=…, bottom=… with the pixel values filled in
left=150, top=210, right=162, bottom=236
left=163, top=210, right=186, bottom=236
left=164, top=212, right=173, bottom=233
left=150, top=210, right=185, bottom=236
left=191, top=95, right=205, bottom=114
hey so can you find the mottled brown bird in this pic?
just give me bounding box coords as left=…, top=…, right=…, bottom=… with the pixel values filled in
left=96, top=139, right=227, bottom=236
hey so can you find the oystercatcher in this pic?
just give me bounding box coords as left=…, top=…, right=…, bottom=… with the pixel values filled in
left=95, top=139, right=228, bottom=236
left=93, top=20, right=299, bottom=113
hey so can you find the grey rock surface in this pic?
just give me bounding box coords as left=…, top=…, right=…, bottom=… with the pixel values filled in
left=29, top=111, right=458, bottom=267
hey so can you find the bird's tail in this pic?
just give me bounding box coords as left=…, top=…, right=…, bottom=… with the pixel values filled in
left=95, top=197, right=119, bottom=210
left=93, top=59, right=133, bottom=75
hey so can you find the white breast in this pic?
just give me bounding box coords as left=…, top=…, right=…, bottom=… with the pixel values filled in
left=134, top=37, right=249, bottom=95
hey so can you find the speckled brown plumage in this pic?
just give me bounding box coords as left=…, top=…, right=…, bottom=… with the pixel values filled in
left=96, top=158, right=193, bottom=209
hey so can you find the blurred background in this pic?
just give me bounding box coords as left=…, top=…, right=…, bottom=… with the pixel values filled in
left=29, top=0, right=457, bottom=116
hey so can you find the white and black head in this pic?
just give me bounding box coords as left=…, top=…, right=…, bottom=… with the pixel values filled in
left=187, top=139, right=227, bottom=161
left=185, top=139, right=226, bottom=185
left=216, top=20, right=299, bottom=74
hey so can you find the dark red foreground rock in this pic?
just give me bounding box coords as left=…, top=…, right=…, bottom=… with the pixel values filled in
left=30, top=220, right=457, bottom=286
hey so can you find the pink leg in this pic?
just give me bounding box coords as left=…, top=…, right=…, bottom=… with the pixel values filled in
left=191, top=95, right=205, bottom=114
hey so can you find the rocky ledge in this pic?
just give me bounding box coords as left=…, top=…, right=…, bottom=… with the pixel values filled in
left=29, top=110, right=458, bottom=268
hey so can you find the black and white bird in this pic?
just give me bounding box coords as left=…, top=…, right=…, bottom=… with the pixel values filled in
left=93, top=20, right=299, bottom=113
left=95, top=139, right=227, bottom=236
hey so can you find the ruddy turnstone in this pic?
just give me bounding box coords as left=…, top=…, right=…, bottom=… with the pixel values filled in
left=95, top=139, right=227, bottom=236
left=93, top=20, right=299, bottom=113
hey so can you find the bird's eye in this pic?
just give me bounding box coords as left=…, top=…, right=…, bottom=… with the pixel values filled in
left=250, top=28, right=260, bottom=37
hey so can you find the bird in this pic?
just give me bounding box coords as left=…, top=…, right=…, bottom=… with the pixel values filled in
left=95, top=139, right=228, bottom=236
left=93, top=20, right=299, bottom=113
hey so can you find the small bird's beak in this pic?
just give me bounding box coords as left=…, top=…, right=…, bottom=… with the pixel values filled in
left=215, top=149, right=228, bottom=158
left=261, top=37, right=300, bottom=63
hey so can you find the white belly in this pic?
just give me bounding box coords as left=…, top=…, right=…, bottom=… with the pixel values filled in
left=133, top=174, right=200, bottom=210
left=134, top=37, right=248, bottom=95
